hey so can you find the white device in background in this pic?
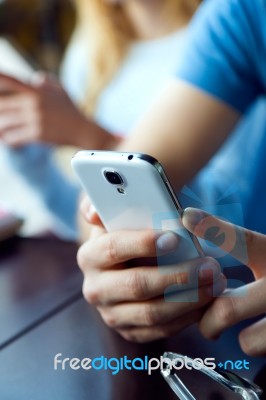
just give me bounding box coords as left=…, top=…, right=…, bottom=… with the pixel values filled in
left=0, top=38, right=34, bottom=82
left=72, top=151, right=203, bottom=263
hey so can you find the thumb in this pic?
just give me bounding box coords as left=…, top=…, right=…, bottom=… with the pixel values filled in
left=182, top=208, right=266, bottom=277
left=80, top=196, right=103, bottom=227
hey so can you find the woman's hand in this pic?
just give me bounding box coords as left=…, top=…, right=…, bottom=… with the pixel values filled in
left=78, top=200, right=225, bottom=343
left=0, top=73, right=119, bottom=148
left=183, top=208, right=266, bottom=357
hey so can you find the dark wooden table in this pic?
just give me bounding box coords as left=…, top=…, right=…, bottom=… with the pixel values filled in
left=0, top=237, right=265, bottom=400
left=0, top=237, right=82, bottom=349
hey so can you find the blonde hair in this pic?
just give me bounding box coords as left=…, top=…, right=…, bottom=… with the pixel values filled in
left=75, top=0, right=201, bottom=115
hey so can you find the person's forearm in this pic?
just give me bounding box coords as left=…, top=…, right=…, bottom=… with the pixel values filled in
left=74, top=115, right=122, bottom=150
left=118, top=80, right=240, bottom=191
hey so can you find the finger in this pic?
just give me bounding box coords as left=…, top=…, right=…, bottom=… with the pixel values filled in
left=0, top=94, right=28, bottom=112
left=0, top=73, right=31, bottom=93
left=80, top=196, right=102, bottom=226
left=0, top=94, right=38, bottom=128
left=199, top=278, right=266, bottom=340
left=183, top=207, right=266, bottom=274
left=116, top=309, right=204, bottom=343
left=98, top=275, right=226, bottom=329
left=78, top=229, right=180, bottom=271
left=239, top=317, right=266, bottom=356
left=79, top=195, right=91, bottom=221
left=0, top=113, right=26, bottom=136
left=83, top=257, right=221, bottom=304
left=2, top=126, right=36, bottom=147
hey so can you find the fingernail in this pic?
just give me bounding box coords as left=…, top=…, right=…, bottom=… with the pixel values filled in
left=183, top=208, right=204, bottom=230
left=156, top=231, right=179, bottom=252
left=199, top=260, right=220, bottom=280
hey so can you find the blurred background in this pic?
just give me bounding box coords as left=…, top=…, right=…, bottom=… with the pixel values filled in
left=0, top=0, right=75, bottom=72
left=0, top=0, right=76, bottom=237
left=2, top=0, right=263, bottom=244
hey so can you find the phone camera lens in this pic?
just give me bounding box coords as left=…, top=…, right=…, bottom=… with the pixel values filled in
left=104, top=171, right=123, bottom=185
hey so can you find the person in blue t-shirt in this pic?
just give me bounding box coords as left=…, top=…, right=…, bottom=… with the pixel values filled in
left=1, top=0, right=265, bottom=243
left=78, top=0, right=266, bottom=356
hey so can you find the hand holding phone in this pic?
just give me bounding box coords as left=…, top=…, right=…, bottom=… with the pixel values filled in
left=74, top=152, right=225, bottom=343
left=72, top=151, right=203, bottom=263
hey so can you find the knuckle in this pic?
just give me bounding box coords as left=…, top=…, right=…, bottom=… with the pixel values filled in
left=198, top=317, right=216, bottom=340
left=125, top=270, right=148, bottom=299
left=106, top=235, right=119, bottom=263
left=141, top=231, right=156, bottom=253
left=214, top=297, right=237, bottom=328
left=82, top=280, right=100, bottom=305
left=77, top=244, right=89, bottom=272
left=142, top=303, right=159, bottom=326
left=175, top=270, right=189, bottom=286
left=100, top=309, right=117, bottom=329
left=239, top=336, right=254, bottom=356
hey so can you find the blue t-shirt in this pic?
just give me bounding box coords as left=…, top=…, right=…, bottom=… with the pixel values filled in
left=176, top=0, right=266, bottom=233
left=176, top=0, right=266, bottom=112
left=5, top=0, right=266, bottom=238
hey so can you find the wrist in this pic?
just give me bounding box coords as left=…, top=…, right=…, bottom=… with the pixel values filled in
left=75, top=116, right=94, bottom=148
left=105, top=133, right=123, bottom=150
left=76, top=116, right=122, bottom=150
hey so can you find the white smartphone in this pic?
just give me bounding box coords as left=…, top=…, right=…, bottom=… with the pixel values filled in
left=72, top=151, right=203, bottom=263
